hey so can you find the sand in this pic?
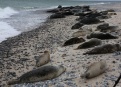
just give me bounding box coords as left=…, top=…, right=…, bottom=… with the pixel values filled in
left=0, top=5, right=121, bottom=87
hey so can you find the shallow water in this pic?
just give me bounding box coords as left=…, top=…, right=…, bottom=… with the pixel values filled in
left=0, top=0, right=118, bottom=42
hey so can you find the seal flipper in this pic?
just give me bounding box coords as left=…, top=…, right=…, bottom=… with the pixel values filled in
left=7, top=79, right=20, bottom=85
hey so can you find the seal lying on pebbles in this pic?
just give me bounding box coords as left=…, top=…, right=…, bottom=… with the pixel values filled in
left=96, top=23, right=118, bottom=32
left=81, top=60, right=107, bottom=79
left=35, top=51, right=50, bottom=67
left=75, top=38, right=102, bottom=49
left=71, top=23, right=84, bottom=29
left=83, top=44, right=121, bottom=55
left=87, top=32, right=118, bottom=39
left=63, top=37, right=85, bottom=46
left=7, top=65, right=66, bottom=85
left=80, top=17, right=101, bottom=24
left=72, top=30, right=86, bottom=37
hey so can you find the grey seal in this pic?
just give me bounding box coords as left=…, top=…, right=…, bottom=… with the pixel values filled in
left=7, top=65, right=66, bottom=85
left=81, top=60, right=107, bottom=79
left=75, top=38, right=102, bottom=49
left=35, top=50, right=50, bottom=67
left=83, top=44, right=121, bottom=55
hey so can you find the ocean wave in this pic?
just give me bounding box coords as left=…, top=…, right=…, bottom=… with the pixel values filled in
left=0, top=22, right=21, bottom=42
left=0, top=7, right=18, bottom=18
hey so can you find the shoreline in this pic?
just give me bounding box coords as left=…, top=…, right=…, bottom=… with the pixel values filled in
left=1, top=4, right=121, bottom=87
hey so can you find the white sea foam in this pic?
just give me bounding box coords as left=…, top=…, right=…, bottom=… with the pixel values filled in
left=0, top=7, right=18, bottom=18
left=0, top=22, right=21, bottom=42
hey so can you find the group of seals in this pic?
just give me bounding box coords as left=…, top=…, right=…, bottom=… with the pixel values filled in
left=83, top=44, right=121, bottom=55
left=81, top=60, right=107, bottom=79
left=96, top=23, right=118, bottom=32
left=8, top=50, right=66, bottom=85
left=7, top=65, right=66, bottom=85
left=75, top=38, right=102, bottom=49
left=6, top=6, right=119, bottom=87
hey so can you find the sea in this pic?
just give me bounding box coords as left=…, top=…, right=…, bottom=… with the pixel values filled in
left=0, top=0, right=119, bottom=42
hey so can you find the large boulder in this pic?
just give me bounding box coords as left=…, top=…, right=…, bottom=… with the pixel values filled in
left=71, top=23, right=84, bottom=29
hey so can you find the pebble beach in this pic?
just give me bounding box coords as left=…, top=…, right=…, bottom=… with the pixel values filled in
left=1, top=3, right=121, bottom=87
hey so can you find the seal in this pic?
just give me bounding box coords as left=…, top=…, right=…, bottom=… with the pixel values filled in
left=75, top=38, right=102, bottom=49
left=63, top=37, right=85, bottom=46
left=96, top=23, right=118, bottom=32
left=83, top=44, right=121, bottom=55
left=81, top=60, right=107, bottom=79
left=7, top=65, right=66, bottom=85
left=87, top=32, right=118, bottom=40
left=72, top=30, right=86, bottom=37
left=35, top=51, right=50, bottom=67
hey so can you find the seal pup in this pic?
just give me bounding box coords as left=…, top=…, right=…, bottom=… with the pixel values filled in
left=87, top=32, right=118, bottom=40
left=83, top=44, right=121, bottom=55
left=35, top=50, right=50, bottom=67
left=7, top=65, right=66, bottom=85
left=81, top=60, right=107, bottom=79
left=72, top=30, right=86, bottom=37
left=75, top=38, right=102, bottom=49
left=63, top=37, right=85, bottom=46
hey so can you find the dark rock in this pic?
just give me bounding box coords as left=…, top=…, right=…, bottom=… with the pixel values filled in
left=19, top=58, right=29, bottom=61
left=80, top=17, right=101, bottom=24
left=58, top=5, right=62, bottom=9
left=49, top=13, right=65, bottom=19
left=11, top=59, right=16, bottom=62
left=112, top=61, right=116, bottom=63
left=8, top=72, right=16, bottom=77
left=0, top=62, right=3, bottom=69
left=71, top=23, right=84, bottom=29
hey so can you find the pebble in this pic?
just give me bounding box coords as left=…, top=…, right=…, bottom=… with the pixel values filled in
left=65, top=81, right=77, bottom=87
